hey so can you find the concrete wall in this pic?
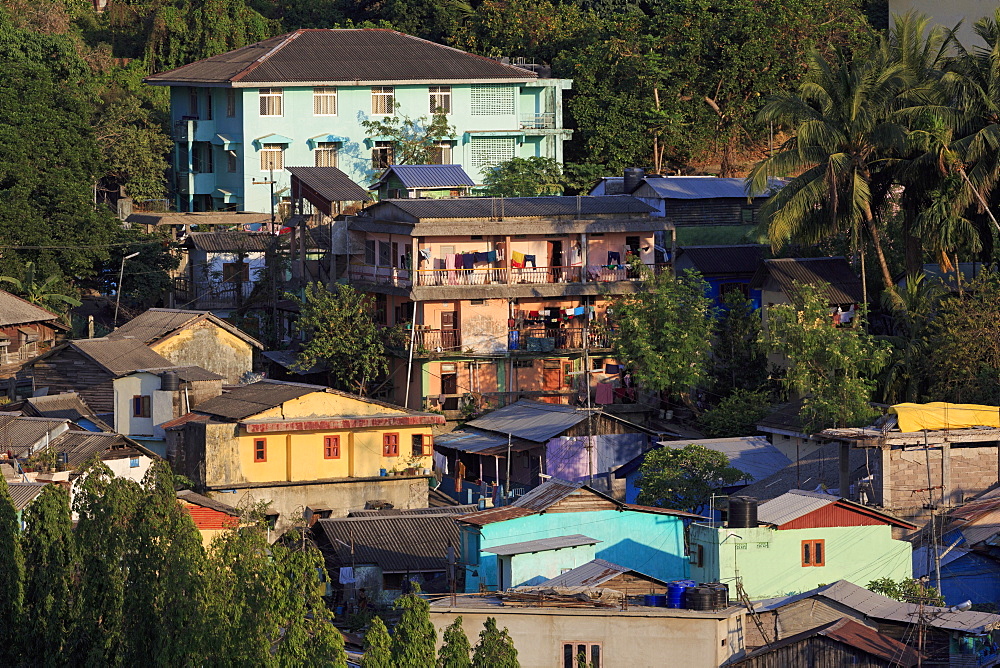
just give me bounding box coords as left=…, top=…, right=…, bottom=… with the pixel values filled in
left=113, top=373, right=160, bottom=437
left=150, top=321, right=255, bottom=385
left=689, top=524, right=912, bottom=600
left=464, top=509, right=688, bottom=592
left=429, top=606, right=746, bottom=668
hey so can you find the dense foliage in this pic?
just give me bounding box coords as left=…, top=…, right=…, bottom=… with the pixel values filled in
left=438, top=616, right=473, bottom=668
left=636, top=444, right=746, bottom=511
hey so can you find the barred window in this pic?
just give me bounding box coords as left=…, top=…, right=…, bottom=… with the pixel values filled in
left=313, top=87, right=337, bottom=116
left=226, top=89, right=236, bottom=117
left=372, top=86, right=394, bottom=115
left=429, top=86, right=451, bottom=114
left=469, top=137, right=515, bottom=168
left=372, top=141, right=394, bottom=169
left=188, top=87, right=199, bottom=117
left=260, top=143, right=284, bottom=171
left=470, top=85, right=515, bottom=115
left=428, top=141, right=453, bottom=164
left=259, top=88, right=283, bottom=116
left=314, top=142, right=338, bottom=168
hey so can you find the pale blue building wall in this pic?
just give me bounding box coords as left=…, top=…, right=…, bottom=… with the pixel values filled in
left=499, top=543, right=597, bottom=589
left=167, top=80, right=571, bottom=212
left=460, top=509, right=688, bottom=593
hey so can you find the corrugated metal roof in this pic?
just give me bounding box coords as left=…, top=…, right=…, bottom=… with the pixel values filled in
left=738, top=447, right=869, bottom=503
left=433, top=428, right=536, bottom=455
left=484, top=534, right=600, bottom=556
left=660, top=436, right=791, bottom=483
left=176, top=489, right=240, bottom=516
left=192, top=380, right=322, bottom=420
left=536, top=558, right=669, bottom=588
left=314, top=514, right=461, bottom=572
left=375, top=165, right=476, bottom=189
left=732, top=617, right=920, bottom=667
left=512, top=478, right=587, bottom=510
left=0, top=290, right=60, bottom=327
left=46, top=431, right=153, bottom=467
left=636, top=177, right=775, bottom=200
left=674, top=245, right=766, bottom=276
left=111, top=308, right=263, bottom=348
left=147, top=29, right=537, bottom=85
left=6, top=482, right=47, bottom=511
left=347, top=504, right=477, bottom=518
left=0, top=416, right=70, bottom=455
left=751, top=257, right=864, bottom=305
left=465, top=400, right=588, bottom=443
left=69, top=338, right=173, bottom=376
left=755, top=579, right=1000, bottom=633
left=24, top=393, right=104, bottom=427
left=287, top=167, right=371, bottom=203
left=757, top=489, right=837, bottom=526
left=756, top=400, right=806, bottom=435
left=187, top=231, right=274, bottom=253
left=369, top=195, right=655, bottom=221
left=126, top=211, right=272, bottom=227
left=455, top=506, right=536, bottom=526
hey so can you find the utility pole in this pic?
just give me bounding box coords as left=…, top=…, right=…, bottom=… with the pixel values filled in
left=583, top=296, right=594, bottom=484
left=113, top=251, right=140, bottom=328
left=252, top=167, right=279, bottom=344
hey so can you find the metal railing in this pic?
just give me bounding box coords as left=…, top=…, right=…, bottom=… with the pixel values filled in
left=415, top=267, right=506, bottom=287
left=348, top=263, right=672, bottom=288
left=510, top=266, right=581, bottom=284
left=520, top=113, right=556, bottom=129
left=510, top=328, right=611, bottom=351
left=348, top=265, right=412, bottom=287
left=410, top=329, right=461, bottom=351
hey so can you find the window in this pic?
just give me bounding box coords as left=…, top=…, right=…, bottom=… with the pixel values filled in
left=188, top=87, right=199, bottom=117
left=469, top=137, right=515, bottom=168
left=254, top=438, right=267, bottom=462
left=206, top=91, right=213, bottom=120
left=227, top=151, right=238, bottom=173
left=222, top=261, right=250, bottom=283
left=226, top=88, right=236, bottom=117
left=314, top=142, right=339, bottom=168
left=563, top=643, right=601, bottom=668
left=741, top=206, right=757, bottom=223
left=132, top=395, right=151, bottom=418
left=372, top=141, right=394, bottom=169
left=193, top=144, right=214, bottom=174
left=129, top=456, right=140, bottom=468
left=428, top=141, right=453, bottom=165
left=802, top=539, right=825, bottom=566
left=371, top=86, right=394, bottom=115
left=260, top=143, right=284, bottom=171
left=513, top=359, right=534, bottom=368
left=364, top=239, right=376, bottom=265
left=313, top=87, right=337, bottom=115
left=429, top=86, right=451, bottom=114
left=375, top=294, right=387, bottom=325
left=412, top=434, right=426, bottom=457
left=259, top=88, right=283, bottom=116
left=383, top=433, right=400, bottom=457
left=471, top=85, right=515, bottom=115
left=689, top=544, right=704, bottom=567
left=378, top=241, right=392, bottom=267
left=323, top=435, right=341, bottom=459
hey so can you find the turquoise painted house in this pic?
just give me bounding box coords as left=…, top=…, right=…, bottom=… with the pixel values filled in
left=689, top=490, right=916, bottom=600
left=145, top=29, right=572, bottom=213
left=456, top=479, right=700, bottom=592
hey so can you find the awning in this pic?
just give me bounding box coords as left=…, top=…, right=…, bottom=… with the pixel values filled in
left=17, top=327, right=39, bottom=342
left=307, top=133, right=349, bottom=149
left=463, top=130, right=525, bottom=142
left=253, top=133, right=293, bottom=149
left=364, top=136, right=394, bottom=148
left=889, top=402, right=1000, bottom=432
left=212, top=188, right=238, bottom=203
left=211, top=134, right=240, bottom=149
left=433, top=429, right=536, bottom=456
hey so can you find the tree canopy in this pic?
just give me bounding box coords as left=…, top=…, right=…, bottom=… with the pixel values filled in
left=636, top=444, right=746, bottom=511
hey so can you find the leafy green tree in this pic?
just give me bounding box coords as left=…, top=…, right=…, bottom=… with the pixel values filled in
left=766, top=282, right=889, bottom=433
left=94, top=227, right=180, bottom=309
left=481, top=157, right=563, bottom=196
left=636, top=444, right=746, bottom=511
left=471, top=617, right=518, bottom=668
left=699, top=389, right=773, bottom=438
left=391, top=593, right=438, bottom=666
left=709, top=291, right=767, bottom=396
left=438, top=616, right=472, bottom=668
left=361, top=105, right=455, bottom=169
left=362, top=616, right=393, bottom=668
left=292, top=283, right=389, bottom=395
left=609, top=270, right=713, bottom=397
left=867, top=577, right=944, bottom=606
left=21, top=483, right=77, bottom=664
left=0, top=476, right=24, bottom=668
left=877, top=274, right=942, bottom=404
left=0, top=261, right=81, bottom=312
left=71, top=461, right=142, bottom=667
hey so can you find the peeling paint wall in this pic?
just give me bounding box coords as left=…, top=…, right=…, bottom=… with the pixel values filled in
left=150, top=322, right=253, bottom=384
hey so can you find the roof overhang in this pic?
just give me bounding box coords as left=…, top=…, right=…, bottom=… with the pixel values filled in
left=211, top=134, right=240, bottom=148
left=240, top=414, right=445, bottom=433
left=253, top=133, right=294, bottom=149
left=307, top=133, right=350, bottom=149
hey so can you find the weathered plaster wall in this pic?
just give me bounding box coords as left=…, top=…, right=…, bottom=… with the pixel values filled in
left=150, top=322, right=253, bottom=384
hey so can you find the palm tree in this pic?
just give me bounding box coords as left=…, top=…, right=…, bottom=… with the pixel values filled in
left=0, top=262, right=81, bottom=312
left=747, top=46, right=909, bottom=292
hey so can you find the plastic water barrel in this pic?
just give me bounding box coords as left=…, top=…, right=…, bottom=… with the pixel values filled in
left=643, top=594, right=658, bottom=607
left=701, top=583, right=730, bottom=609
left=666, top=582, right=687, bottom=609
left=728, top=496, right=759, bottom=528
left=649, top=594, right=667, bottom=607
left=684, top=586, right=715, bottom=611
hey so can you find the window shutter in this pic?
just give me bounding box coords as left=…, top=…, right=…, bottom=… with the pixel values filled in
left=470, top=137, right=515, bottom=169
left=471, top=86, right=515, bottom=115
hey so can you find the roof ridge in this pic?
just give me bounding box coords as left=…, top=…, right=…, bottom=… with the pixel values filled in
left=231, top=31, right=300, bottom=83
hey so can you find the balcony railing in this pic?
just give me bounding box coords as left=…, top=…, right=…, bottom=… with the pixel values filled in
left=520, top=113, right=556, bottom=129
left=509, top=328, right=611, bottom=352
left=416, top=267, right=506, bottom=287
left=349, top=263, right=671, bottom=288
left=348, top=265, right=412, bottom=287
left=413, top=328, right=461, bottom=352
left=0, top=346, right=38, bottom=366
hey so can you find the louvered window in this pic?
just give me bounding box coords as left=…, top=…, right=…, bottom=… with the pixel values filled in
left=313, top=87, right=337, bottom=115
left=470, top=137, right=515, bottom=168
left=260, top=144, right=284, bottom=171
left=259, top=88, right=283, bottom=116
left=314, top=142, right=338, bottom=168
left=429, top=86, right=451, bottom=114
left=470, top=85, right=515, bottom=115
left=372, top=87, right=395, bottom=115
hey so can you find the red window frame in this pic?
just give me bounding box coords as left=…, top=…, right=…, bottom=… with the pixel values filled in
left=383, top=433, right=399, bottom=457
left=132, top=395, right=151, bottom=418
left=253, top=437, right=267, bottom=462
left=323, top=435, right=341, bottom=459
left=412, top=434, right=427, bottom=457
left=802, top=539, right=825, bottom=567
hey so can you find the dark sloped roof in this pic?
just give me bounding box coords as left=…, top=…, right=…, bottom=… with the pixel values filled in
left=368, top=195, right=655, bottom=221
left=347, top=505, right=477, bottom=518
left=287, top=167, right=371, bottom=203
left=537, top=558, right=669, bottom=588
left=637, top=176, right=776, bottom=200
left=0, top=290, right=60, bottom=327
left=24, top=393, right=104, bottom=427
left=513, top=478, right=591, bottom=510
left=186, top=231, right=274, bottom=253
left=465, top=401, right=588, bottom=443
left=6, top=482, right=48, bottom=511
left=455, top=506, right=536, bottom=526
left=0, top=416, right=70, bottom=455
left=758, top=489, right=916, bottom=529
left=375, top=164, right=476, bottom=189
left=732, top=617, right=920, bottom=667
left=737, top=447, right=870, bottom=503
left=751, top=257, right=863, bottom=304
left=484, top=534, right=600, bottom=556
left=314, top=514, right=461, bottom=572
left=126, top=211, right=273, bottom=227
left=69, top=338, right=173, bottom=376
left=674, top=245, right=766, bottom=276
left=192, top=379, right=324, bottom=420
left=433, top=428, right=537, bottom=455
left=111, top=309, right=263, bottom=349
left=756, top=400, right=806, bottom=436
left=146, top=29, right=536, bottom=85
left=177, top=489, right=240, bottom=516
left=45, top=431, right=156, bottom=467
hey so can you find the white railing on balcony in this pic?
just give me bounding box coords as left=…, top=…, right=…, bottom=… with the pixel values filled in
left=520, top=113, right=556, bottom=129
left=348, top=265, right=412, bottom=286
left=416, top=267, right=507, bottom=287
left=347, top=263, right=671, bottom=288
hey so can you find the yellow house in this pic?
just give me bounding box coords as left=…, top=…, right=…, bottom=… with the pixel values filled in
left=166, top=380, right=446, bottom=529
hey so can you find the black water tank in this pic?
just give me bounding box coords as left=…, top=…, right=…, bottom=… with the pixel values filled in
left=160, top=370, right=180, bottom=392
left=623, top=167, right=645, bottom=193
left=702, top=582, right=729, bottom=609
left=728, top=496, right=758, bottom=528
left=684, top=586, right=715, bottom=611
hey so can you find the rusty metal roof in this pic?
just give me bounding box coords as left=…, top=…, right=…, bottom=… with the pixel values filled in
left=186, top=231, right=274, bottom=253
left=347, top=504, right=477, bottom=518
left=0, top=290, right=60, bottom=327
left=512, top=478, right=590, bottom=511
left=176, top=489, right=240, bottom=516
left=536, top=558, right=669, bottom=588
left=146, top=29, right=537, bottom=85
left=455, top=506, right=536, bottom=526
left=484, top=534, right=599, bottom=556
left=750, top=257, right=863, bottom=305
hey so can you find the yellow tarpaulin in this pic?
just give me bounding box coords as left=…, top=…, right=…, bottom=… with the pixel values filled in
left=889, top=402, right=1000, bottom=432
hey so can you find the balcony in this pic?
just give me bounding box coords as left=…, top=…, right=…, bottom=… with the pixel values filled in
left=509, top=328, right=611, bottom=352
left=173, top=119, right=195, bottom=142
left=520, top=113, right=556, bottom=129
left=413, top=328, right=461, bottom=352
left=348, top=265, right=412, bottom=288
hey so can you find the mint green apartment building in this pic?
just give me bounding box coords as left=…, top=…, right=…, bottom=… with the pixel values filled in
left=689, top=490, right=916, bottom=600
left=146, top=29, right=572, bottom=213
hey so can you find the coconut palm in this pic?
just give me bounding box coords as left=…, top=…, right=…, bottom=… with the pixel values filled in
left=747, top=46, right=909, bottom=292
left=0, top=262, right=81, bottom=312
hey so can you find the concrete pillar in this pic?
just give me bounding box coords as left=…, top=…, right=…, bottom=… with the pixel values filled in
left=941, top=442, right=951, bottom=508
left=581, top=233, right=588, bottom=283
left=839, top=442, right=851, bottom=499
left=880, top=446, right=892, bottom=509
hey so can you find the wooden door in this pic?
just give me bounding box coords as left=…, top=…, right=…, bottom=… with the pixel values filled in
left=440, top=311, right=458, bottom=349
left=540, top=359, right=561, bottom=403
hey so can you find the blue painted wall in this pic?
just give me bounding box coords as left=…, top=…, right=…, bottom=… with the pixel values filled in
left=461, top=509, right=688, bottom=592
left=937, top=553, right=1000, bottom=607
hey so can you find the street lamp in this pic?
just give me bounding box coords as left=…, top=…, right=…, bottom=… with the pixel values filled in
left=114, top=251, right=140, bottom=328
